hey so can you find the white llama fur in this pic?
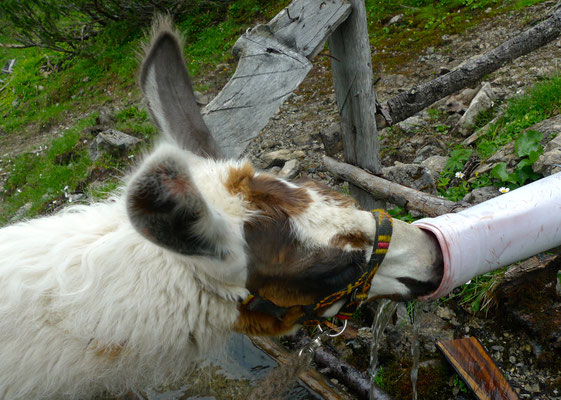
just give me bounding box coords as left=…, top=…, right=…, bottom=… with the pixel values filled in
left=0, top=18, right=442, bottom=400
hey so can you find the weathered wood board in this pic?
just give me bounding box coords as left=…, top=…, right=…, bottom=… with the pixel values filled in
left=328, top=0, right=382, bottom=210
left=202, top=0, right=351, bottom=159
left=438, top=337, right=519, bottom=400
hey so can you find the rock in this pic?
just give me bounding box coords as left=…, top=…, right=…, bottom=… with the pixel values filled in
left=382, top=162, right=437, bottom=194
left=413, top=145, right=439, bottom=163
left=260, top=149, right=305, bottom=167
left=387, top=14, right=404, bottom=25
left=278, top=159, right=300, bottom=179
left=436, top=306, right=456, bottom=321
left=319, top=123, right=343, bottom=156
left=10, top=202, right=32, bottom=223
left=533, top=135, right=561, bottom=176
left=2, top=59, right=16, bottom=74
left=89, top=129, right=142, bottom=161
left=462, top=186, right=500, bottom=204
left=455, top=82, right=496, bottom=136
left=397, top=115, right=426, bottom=134
left=292, top=132, right=313, bottom=146
left=421, top=155, right=448, bottom=178
left=193, top=90, right=211, bottom=106
left=96, top=106, right=114, bottom=126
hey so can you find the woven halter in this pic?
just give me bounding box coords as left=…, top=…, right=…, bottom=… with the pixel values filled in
left=239, top=209, right=393, bottom=325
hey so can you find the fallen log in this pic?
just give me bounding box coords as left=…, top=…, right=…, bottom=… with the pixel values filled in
left=376, top=6, right=561, bottom=128
left=323, top=156, right=468, bottom=217
left=249, top=336, right=355, bottom=400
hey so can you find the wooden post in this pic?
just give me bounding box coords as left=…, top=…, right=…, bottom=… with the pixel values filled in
left=328, top=0, right=383, bottom=210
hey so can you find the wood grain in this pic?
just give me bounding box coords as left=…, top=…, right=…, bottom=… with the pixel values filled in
left=437, top=337, right=519, bottom=400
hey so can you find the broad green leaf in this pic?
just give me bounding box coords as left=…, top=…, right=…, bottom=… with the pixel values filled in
left=515, top=130, right=543, bottom=157
left=490, top=163, right=510, bottom=181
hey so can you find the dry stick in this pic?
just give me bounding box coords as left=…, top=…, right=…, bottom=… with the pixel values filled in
left=323, top=156, right=469, bottom=217
left=377, top=6, right=561, bottom=128
left=249, top=336, right=354, bottom=400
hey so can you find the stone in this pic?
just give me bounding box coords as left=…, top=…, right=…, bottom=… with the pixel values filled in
left=463, top=186, right=500, bottom=204
left=89, top=129, right=142, bottom=161
left=436, top=306, right=456, bottom=321
left=278, top=159, right=300, bottom=179
left=320, top=123, right=343, bottom=156
left=96, top=106, right=114, bottom=126
left=382, top=162, right=437, bottom=194
left=533, top=148, right=561, bottom=176
left=397, top=115, right=426, bottom=134
left=533, top=135, right=561, bottom=176
left=292, top=132, right=313, bottom=146
left=2, top=59, right=16, bottom=74
left=421, top=155, right=448, bottom=178
left=10, top=202, right=32, bottom=223
left=193, top=90, right=211, bottom=106
left=455, top=82, right=496, bottom=136
left=261, top=149, right=293, bottom=166
left=387, top=14, right=404, bottom=25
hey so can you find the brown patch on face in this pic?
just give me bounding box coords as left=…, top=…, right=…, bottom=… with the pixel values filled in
left=330, top=230, right=373, bottom=250
left=233, top=305, right=304, bottom=336
left=256, top=283, right=316, bottom=307
left=294, top=177, right=358, bottom=208
left=225, top=164, right=312, bottom=217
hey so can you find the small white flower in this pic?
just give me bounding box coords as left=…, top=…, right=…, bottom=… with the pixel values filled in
left=499, top=187, right=510, bottom=193
left=466, top=280, right=472, bottom=285
left=63, top=185, right=69, bottom=191
left=455, top=172, right=465, bottom=179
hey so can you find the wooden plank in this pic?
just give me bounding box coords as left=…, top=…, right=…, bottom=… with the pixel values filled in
left=437, top=337, right=519, bottom=400
left=202, top=26, right=312, bottom=158
left=328, top=0, right=382, bottom=210
left=268, top=0, right=352, bottom=59
left=202, top=0, right=352, bottom=159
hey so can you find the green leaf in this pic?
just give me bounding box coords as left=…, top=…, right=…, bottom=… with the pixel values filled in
left=490, top=163, right=510, bottom=181
left=528, top=150, right=542, bottom=163
left=515, top=130, right=543, bottom=157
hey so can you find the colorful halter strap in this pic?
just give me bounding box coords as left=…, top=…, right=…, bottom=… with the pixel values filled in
left=239, top=209, right=393, bottom=325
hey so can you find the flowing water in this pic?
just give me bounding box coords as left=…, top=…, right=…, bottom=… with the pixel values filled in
left=368, top=299, right=398, bottom=400
left=409, top=301, right=421, bottom=400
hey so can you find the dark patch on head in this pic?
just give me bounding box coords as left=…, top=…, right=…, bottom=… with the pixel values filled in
left=127, top=163, right=218, bottom=257
left=225, top=165, right=312, bottom=217
left=244, top=214, right=367, bottom=309
left=397, top=276, right=440, bottom=298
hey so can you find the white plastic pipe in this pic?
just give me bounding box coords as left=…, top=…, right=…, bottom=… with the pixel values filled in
left=413, top=172, right=561, bottom=301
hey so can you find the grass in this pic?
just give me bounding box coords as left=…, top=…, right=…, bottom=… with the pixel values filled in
left=365, top=0, right=546, bottom=71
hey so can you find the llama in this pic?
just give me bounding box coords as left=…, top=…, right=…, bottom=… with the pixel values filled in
left=0, top=18, right=443, bottom=399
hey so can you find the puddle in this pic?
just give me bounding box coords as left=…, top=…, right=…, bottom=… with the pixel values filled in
left=143, top=333, right=318, bottom=400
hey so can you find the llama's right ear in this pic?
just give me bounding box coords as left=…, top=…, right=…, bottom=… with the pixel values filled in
left=140, top=17, right=222, bottom=159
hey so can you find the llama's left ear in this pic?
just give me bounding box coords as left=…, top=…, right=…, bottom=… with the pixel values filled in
left=140, top=17, right=222, bottom=159
left=126, top=146, right=229, bottom=257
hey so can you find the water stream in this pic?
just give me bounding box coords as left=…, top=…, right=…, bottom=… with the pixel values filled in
left=409, top=301, right=421, bottom=400
left=368, top=299, right=398, bottom=400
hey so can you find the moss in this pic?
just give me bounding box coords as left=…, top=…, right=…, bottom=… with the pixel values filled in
left=379, top=359, right=455, bottom=400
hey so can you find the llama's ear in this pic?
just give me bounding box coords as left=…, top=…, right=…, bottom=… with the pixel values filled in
left=126, top=147, right=228, bottom=257
left=140, top=18, right=222, bottom=159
